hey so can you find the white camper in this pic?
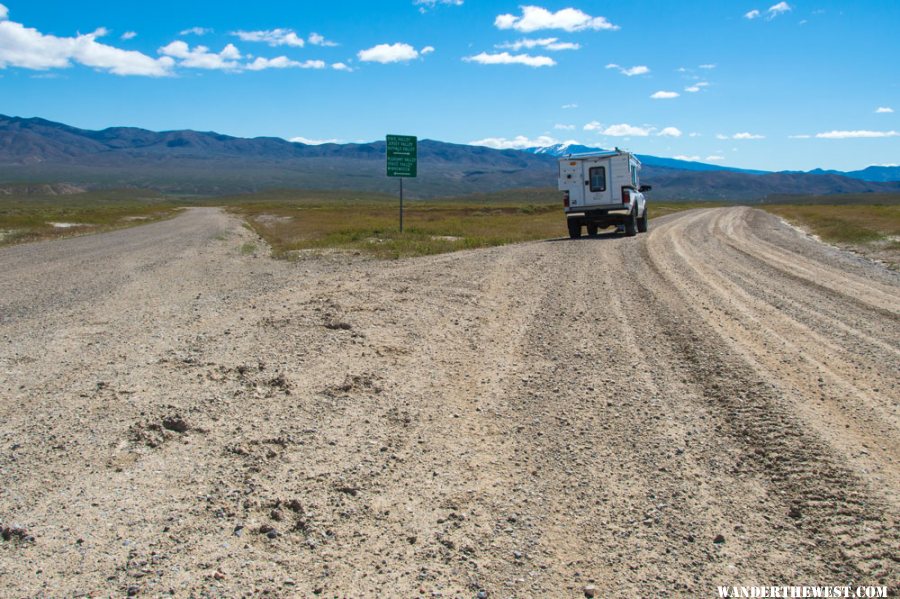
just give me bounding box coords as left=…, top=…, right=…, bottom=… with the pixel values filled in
left=557, top=149, right=651, bottom=238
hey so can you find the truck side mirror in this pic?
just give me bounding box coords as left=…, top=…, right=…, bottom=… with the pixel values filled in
left=639, top=185, right=652, bottom=192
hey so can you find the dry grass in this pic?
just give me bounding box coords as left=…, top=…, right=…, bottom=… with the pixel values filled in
left=762, top=204, right=900, bottom=267
left=235, top=203, right=562, bottom=260
left=0, top=190, right=178, bottom=247
left=0, top=186, right=724, bottom=259
left=229, top=190, right=719, bottom=259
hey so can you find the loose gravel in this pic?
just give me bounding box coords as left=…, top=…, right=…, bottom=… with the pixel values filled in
left=0, top=206, right=897, bottom=597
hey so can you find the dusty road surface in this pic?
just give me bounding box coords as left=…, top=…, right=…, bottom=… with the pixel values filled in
left=1, top=206, right=897, bottom=597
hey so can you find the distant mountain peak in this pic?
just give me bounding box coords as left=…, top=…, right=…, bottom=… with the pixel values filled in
left=527, top=143, right=606, bottom=156
left=524, top=143, right=768, bottom=175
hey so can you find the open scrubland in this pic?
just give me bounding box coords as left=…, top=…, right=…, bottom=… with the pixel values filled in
left=0, top=187, right=723, bottom=258
left=0, top=189, right=179, bottom=246
left=3, top=187, right=896, bottom=265
left=0, top=197, right=897, bottom=597
left=760, top=198, right=900, bottom=268
left=217, top=188, right=723, bottom=260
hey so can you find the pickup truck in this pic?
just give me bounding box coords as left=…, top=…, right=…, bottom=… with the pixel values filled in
left=558, top=149, right=651, bottom=238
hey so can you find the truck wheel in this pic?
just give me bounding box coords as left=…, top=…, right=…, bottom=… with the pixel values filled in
left=637, top=206, right=649, bottom=233
left=587, top=224, right=598, bottom=237
left=567, top=219, right=582, bottom=239
left=624, top=208, right=638, bottom=237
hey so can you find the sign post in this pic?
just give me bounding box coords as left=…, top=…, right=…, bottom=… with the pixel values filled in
left=386, top=134, right=417, bottom=233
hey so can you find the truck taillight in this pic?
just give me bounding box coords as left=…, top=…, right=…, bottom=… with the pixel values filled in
left=622, top=188, right=630, bottom=204
left=563, top=190, right=570, bottom=208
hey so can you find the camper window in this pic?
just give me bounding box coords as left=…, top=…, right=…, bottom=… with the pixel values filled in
left=589, top=166, right=606, bottom=192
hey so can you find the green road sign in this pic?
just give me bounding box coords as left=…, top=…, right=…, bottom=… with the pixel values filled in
left=386, top=134, right=417, bottom=178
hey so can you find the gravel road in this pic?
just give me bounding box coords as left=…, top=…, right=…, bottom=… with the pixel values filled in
left=1, top=206, right=897, bottom=597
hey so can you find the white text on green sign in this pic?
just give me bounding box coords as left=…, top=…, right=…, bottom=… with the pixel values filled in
left=386, top=134, right=417, bottom=178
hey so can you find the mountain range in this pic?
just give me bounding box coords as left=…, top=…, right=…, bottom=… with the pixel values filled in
left=527, top=142, right=900, bottom=182
left=1, top=115, right=898, bottom=200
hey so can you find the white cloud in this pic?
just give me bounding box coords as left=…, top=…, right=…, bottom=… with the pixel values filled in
left=733, top=132, right=765, bottom=139
left=674, top=155, right=700, bottom=161
left=463, top=51, right=555, bottom=67
left=497, top=37, right=580, bottom=51
left=180, top=27, right=212, bottom=36
left=788, top=134, right=810, bottom=139
left=0, top=7, right=346, bottom=78
left=415, top=0, right=463, bottom=11
left=495, top=6, right=618, bottom=33
left=358, top=42, right=423, bottom=63
left=601, top=123, right=652, bottom=137
left=420, top=45, right=435, bottom=55
left=245, top=56, right=325, bottom=71
left=233, top=29, right=305, bottom=47
left=121, top=31, right=137, bottom=41
left=622, top=65, right=649, bottom=76
left=468, top=135, right=577, bottom=149
left=331, top=62, right=352, bottom=71
left=715, top=134, right=729, bottom=140
left=745, top=3, right=791, bottom=21
left=699, top=64, right=716, bottom=69
left=768, top=2, right=791, bottom=17
left=651, top=90, right=679, bottom=99
left=159, top=41, right=242, bottom=70
left=290, top=136, right=340, bottom=145
left=685, top=81, right=709, bottom=92
left=815, top=130, right=899, bottom=139
left=606, top=63, right=649, bottom=76
left=308, top=33, right=337, bottom=47
left=554, top=123, right=575, bottom=130
left=562, top=103, right=578, bottom=109
left=706, top=155, right=724, bottom=161
left=689, top=132, right=701, bottom=137
left=875, top=106, right=894, bottom=114
left=0, top=8, right=173, bottom=76
left=583, top=121, right=662, bottom=137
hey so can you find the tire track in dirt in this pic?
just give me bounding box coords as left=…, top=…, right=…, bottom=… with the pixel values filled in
left=717, top=208, right=899, bottom=316
left=644, top=209, right=899, bottom=494
left=637, top=208, right=899, bottom=585
left=1, top=206, right=897, bottom=596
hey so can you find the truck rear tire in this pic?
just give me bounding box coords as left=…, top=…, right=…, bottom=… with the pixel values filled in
left=587, top=224, right=598, bottom=237
left=637, top=206, right=648, bottom=233
left=567, top=219, right=582, bottom=239
left=624, top=208, right=638, bottom=237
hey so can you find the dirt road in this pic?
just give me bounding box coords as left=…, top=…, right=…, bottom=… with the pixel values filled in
left=1, top=206, right=897, bottom=597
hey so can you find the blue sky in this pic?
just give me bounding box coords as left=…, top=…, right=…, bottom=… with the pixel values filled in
left=0, top=0, right=897, bottom=171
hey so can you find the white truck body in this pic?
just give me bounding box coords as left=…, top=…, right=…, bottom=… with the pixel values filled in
left=557, top=150, right=650, bottom=238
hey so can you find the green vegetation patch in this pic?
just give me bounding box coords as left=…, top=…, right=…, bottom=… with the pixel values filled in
left=762, top=203, right=900, bottom=268
left=228, top=189, right=714, bottom=260
left=761, top=204, right=900, bottom=245
left=0, top=185, right=728, bottom=258
left=0, top=189, right=179, bottom=247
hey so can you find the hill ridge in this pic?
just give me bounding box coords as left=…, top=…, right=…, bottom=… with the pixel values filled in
left=1, top=114, right=898, bottom=199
